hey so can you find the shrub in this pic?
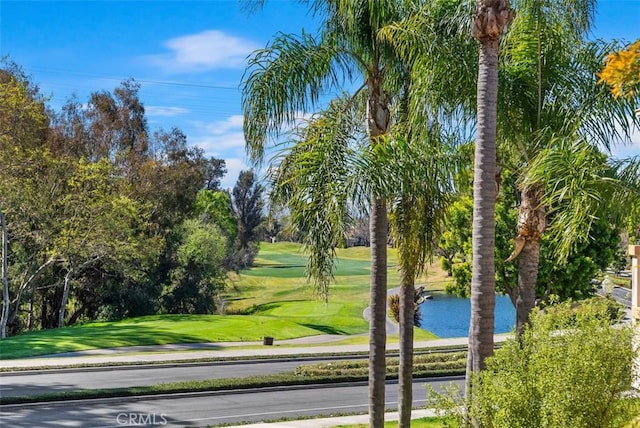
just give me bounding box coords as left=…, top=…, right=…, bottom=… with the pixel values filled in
left=388, top=293, right=423, bottom=327
left=428, top=300, right=638, bottom=428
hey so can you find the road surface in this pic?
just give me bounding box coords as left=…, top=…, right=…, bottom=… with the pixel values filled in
left=0, top=377, right=462, bottom=427
left=1, top=358, right=320, bottom=397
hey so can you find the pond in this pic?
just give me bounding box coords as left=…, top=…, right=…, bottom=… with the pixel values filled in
left=418, top=293, right=515, bottom=338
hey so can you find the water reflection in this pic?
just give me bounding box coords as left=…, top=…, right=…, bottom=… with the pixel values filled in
left=418, top=293, right=515, bottom=337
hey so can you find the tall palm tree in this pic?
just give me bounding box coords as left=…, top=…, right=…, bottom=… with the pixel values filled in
left=242, top=2, right=406, bottom=425
left=377, top=136, right=454, bottom=428
left=270, top=98, right=457, bottom=427
left=467, top=0, right=514, bottom=381
left=497, top=0, right=639, bottom=336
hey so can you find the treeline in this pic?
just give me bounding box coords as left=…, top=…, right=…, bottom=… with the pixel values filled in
left=0, top=64, right=264, bottom=337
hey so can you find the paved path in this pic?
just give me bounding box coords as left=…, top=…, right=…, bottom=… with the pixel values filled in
left=223, top=409, right=439, bottom=427
left=0, top=334, right=512, bottom=370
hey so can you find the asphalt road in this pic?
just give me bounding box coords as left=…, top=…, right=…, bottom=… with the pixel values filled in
left=1, top=358, right=321, bottom=397
left=610, top=286, right=632, bottom=307
left=0, top=377, right=463, bottom=427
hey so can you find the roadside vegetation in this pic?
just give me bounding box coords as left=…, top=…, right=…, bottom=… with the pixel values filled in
left=335, top=417, right=455, bottom=428
left=428, top=300, right=639, bottom=427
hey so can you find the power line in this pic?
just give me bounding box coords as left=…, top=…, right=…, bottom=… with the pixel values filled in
left=24, top=66, right=241, bottom=90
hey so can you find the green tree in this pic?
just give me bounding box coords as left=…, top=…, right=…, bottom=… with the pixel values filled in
left=196, top=190, right=237, bottom=244
left=439, top=192, right=619, bottom=302
left=0, top=64, right=59, bottom=335
left=203, top=157, right=227, bottom=191
left=53, top=159, right=161, bottom=328
left=373, top=134, right=455, bottom=427
left=0, top=63, right=49, bottom=153
left=161, top=219, right=227, bottom=314
left=429, top=299, right=637, bottom=427
left=495, top=0, right=639, bottom=338
left=439, top=196, right=473, bottom=288
left=231, top=170, right=265, bottom=270
left=241, top=3, right=410, bottom=422
left=1, top=65, right=220, bottom=332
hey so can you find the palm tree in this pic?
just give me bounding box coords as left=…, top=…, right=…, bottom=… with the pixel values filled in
left=467, top=0, right=514, bottom=380
left=378, top=136, right=454, bottom=428
left=497, top=0, right=639, bottom=337
left=522, top=139, right=640, bottom=251
left=242, top=3, right=407, bottom=424
left=270, top=97, right=457, bottom=427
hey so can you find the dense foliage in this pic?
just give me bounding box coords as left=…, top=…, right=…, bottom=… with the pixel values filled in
left=599, top=39, right=640, bottom=99
left=0, top=64, right=264, bottom=335
left=428, top=299, right=638, bottom=428
left=439, top=191, right=620, bottom=304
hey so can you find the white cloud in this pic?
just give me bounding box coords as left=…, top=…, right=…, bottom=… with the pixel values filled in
left=146, top=106, right=189, bottom=117
left=188, top=114, right=269, bottom=190
left=193, top=115, right=244, bottom=135
left=220, top=157, right=250, bottom=190
left=610, top=120, right=640, bottom=158
left=193, top=131, right=247, bottom=155
left=190, top=115, right=247, bottom=155
left=147, top=30, right=259, bottom=72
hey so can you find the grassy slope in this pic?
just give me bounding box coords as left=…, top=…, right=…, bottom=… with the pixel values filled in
left=1, top=242, right=445, bottom=359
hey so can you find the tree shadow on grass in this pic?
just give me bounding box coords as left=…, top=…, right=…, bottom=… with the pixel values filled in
left=1, top=324, right=210, bottom=360
left=244, top=301, right=286, bottom=314
left=300, top=324, right=350, bottom=335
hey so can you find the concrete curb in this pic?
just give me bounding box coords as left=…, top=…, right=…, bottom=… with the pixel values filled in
left=222, top=409, right=438, bottom=427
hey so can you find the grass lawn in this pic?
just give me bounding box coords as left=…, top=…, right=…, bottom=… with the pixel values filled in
left=1, top=242, right=445, bottom=359
left=336, top=416, right=451, bottom=428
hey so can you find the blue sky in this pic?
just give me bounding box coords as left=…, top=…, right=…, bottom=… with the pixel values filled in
left=1, top=0, right=639, bottom=188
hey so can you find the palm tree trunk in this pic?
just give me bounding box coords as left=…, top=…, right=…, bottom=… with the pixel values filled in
left=468, top=34, right=498, bottom=376
left=466, top=34, right=499, bottom=426
left=398, top=269, right=415, bottom=428
left=367, top=67, right=390, bottom=428
left=516, top=238, right=540, bottom=335
left=514, top=186, right=545, bottom=336
left=369, top=196, right=388, bottom=428
left=466, top=0, right=514, bottom=421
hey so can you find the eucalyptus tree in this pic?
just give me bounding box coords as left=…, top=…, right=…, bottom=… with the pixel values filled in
left=242, top=2, right=408, bottom=425
left=497, top=0, right=640, bottom=337
left=0, top=63, right=57, bottom=336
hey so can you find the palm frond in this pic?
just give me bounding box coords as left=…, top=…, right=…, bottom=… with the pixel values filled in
left=360, top=129, right=461, bottom=274
left=268, top=94, right=366, bottom=300
left=241, top=31, right=354, bottom=164
left=523, top=138, right=640, bottom=261
left=379, top=0, right=478, bottom=118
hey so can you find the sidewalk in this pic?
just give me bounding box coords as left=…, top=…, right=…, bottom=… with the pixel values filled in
left=223, top=409, right=438, bottom=427
left=0, top=335, right=511, bottom=370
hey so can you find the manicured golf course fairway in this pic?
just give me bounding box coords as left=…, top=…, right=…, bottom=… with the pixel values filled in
left=1, top=242, right=444, bottom=359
